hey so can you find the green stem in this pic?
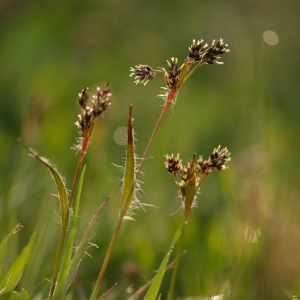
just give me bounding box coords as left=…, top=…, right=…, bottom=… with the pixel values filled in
left=90, top=209, right=127, bottom=300
left=48, top=221, right=69, bottom=299
left=167, top=220, right=186, bottom=300
left=137, top=104, right=170, bottom=179
left=69, top=133, right=91, bottom=207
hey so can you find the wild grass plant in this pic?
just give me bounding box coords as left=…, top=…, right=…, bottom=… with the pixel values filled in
left=1, top=38, right=236, bottom=299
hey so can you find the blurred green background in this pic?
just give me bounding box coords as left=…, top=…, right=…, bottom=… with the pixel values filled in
left=1, top=0, right=300, bottom=299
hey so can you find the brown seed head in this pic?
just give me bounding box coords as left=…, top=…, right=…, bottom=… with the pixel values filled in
left=163, top=57, right=182, bottom=89
left=197, top=155, right=211, bottom=175
left=202, top=39, right=230, bottom=65
left=208, top=145, right=231, bottom=171
left=92, top=83, right=111, bottom=117
left=187, top=39, right=208, bottom=62
left=75, top=83, right=112, bottom=137
left=164, top=153, right=182, bottom=175
left=129, top=64, right=156, bottom=85
left=180, top=163, right=191, bottom=182
left=78, top=88, right=89, bottom=109
left=75, top=107, right=93, bottom=137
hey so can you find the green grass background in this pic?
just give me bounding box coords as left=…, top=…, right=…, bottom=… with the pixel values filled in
left=1, top=0, right=300, bottom=299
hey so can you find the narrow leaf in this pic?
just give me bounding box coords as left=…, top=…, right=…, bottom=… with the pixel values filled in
left=0, top=289, right=29, bottom=300
left=0, top=232, right=36, bottom=292
left=120, top=105, right=135, bottom=215
left=144, top=222, right=185, bottom=300
left=97, top=283, right=117, bottom=300
left=68, top=196, right=110, bottom=278
left=53, top=165, right=86, bottom=299
left=184, top=154, right=196, bottom=220
left=19, top=140, right=69, bottom=225
left=0, top=224, right=23, bottom=266
left=18, top=140, right=70, bottom=299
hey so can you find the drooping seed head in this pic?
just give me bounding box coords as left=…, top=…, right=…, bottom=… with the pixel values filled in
left=164, top=153, right=182, bottom=175
left=129, top=64, right=156, bottom=85
left=202, top=39, right=230, bottom=65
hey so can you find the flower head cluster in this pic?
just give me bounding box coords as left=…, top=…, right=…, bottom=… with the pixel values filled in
left=165, top=146, right=231, bottom=201
left=197, top=145, right=231, bottom=174
left=187, top=38, right=229, bottom=65
left=129, top=38, right=229, bottom=96
left=75, top=83, right=112, bottom=137
left=129, top=64, right=157, bottom=86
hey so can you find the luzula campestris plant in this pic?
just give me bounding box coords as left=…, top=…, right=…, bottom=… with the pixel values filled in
left=129, top=39, right=230, bottom=175
left=129, top=39, right=230, bottom=300
left=165, top=146, right=231, bottom=219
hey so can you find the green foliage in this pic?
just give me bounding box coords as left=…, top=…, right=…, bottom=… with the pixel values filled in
left=0, top=232, right=35, bottom=294
left=144, top=222, right=185, bottom=300
left=1, top=1, right=300, bottom=299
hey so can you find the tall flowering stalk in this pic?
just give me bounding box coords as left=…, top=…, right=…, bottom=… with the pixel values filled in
left=129, top=39, right=229, bottom=176
left=47, top=84, right=111, bottom=300
left=69, top=84, right=111, bottom=207
left=164, top=146, right=231, bottom=299
left=129, top=39, right=230, bottom=299
left=165, top=146, right=231, bottom=220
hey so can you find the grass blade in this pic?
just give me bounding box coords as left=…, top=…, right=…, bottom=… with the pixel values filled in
left=68, top=196, right=110, bottom=282
left=90, top=106, right=135, bottom=300
left=0, top=224, right=23, bottom=266
left=18, top=140, right=70, bottom=299
left=0, top=232, right=36, bottom=292
left=144, top=221, right=185, bottom=300
left=52, top=165, right=86, bottom=299
left=120, top=105, right=135, bottom=216
left=184, top=154, right=196, bottom=220
left=0, top=289, right=29, bottom=300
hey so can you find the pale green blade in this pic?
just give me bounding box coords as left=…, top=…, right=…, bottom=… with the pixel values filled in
left=0, top=223, right=23, bottom=266
left=0, top=232, right=36, bottom=292
left=52, top=165, right=86, bottom=299
left=120, top=105, right=135, bottom=216
left=144, top=222, right=185, bottom=300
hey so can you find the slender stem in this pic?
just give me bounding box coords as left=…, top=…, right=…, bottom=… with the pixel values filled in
left=137, top=88, right=176, bottom=179
left=48, top=219, right=69, bottom=299
left=129, top=250, right=187, bottom=300
left=90, top=209, right=127, bottom=300
left=167, top=220, right=186, bottom=300
left=69, top=127, right=93, bottom=207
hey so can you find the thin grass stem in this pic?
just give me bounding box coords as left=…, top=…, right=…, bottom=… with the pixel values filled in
left=167, top=221, right=186, bottom=300
left=90, top=209, right=127, bottom=300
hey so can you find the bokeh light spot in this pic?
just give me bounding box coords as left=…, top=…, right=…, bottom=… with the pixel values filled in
left=114, top=126, right=127, bottom=145
left=263, top=30, right=279, bottom=45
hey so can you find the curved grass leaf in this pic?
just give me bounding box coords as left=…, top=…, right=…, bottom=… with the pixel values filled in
left=120, top=105, right=135, bottom=216
left=68, top=196, right=110, bottom=285
left=52, top=165, right=86, bottom=300
left=18, top=140, right=70, bottom=299
left=0, top=289, right=29, bottom=300
left=144, top=221, right=185, bottom=300
left=0, top=232, right=36, bottom=293
left=90, top=106, right=135, bottom=300
left=184, top=154, right=196, bottom=220
left=0, top=223, right=23, bottom=266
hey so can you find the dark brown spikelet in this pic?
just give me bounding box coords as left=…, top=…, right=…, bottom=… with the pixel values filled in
left=208, top=145, right=231, bottom=171
left=197, top=155, right=211, bottom=175
left=164, top=57, right=182, bottom=89
left=165, top=153, right=182, bottom=175
left=187, top=39, right=208, bottom=62
left=75, top=107, right=93, bottom=137
left=92, top=83, right=112, bottom=117
left=180, top=164, right=190, bottom=182
left=202, top=39, right=230, bottom=65
left=129, top=64, right=156, bottom=85
left=75, top=83, right=112, bottom=137
left=78, top=88, right=89, bottom=109
left=197, top=145, right=231, bottom=174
